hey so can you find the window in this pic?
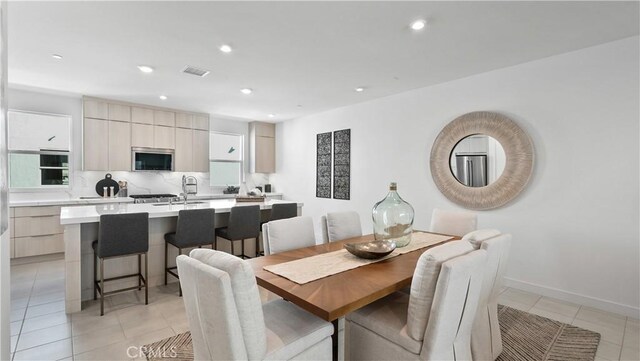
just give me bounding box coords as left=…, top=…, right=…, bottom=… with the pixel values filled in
left=8, top=111, right=71, bottom=189
left=210, top=132, right=244, bottom=186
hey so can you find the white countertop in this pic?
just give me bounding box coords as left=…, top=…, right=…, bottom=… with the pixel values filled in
left=9, top=193, right=282, bottom=207
left=60, top=198, right=301, bottom=225
left=9, top=197, right=134, bottom=207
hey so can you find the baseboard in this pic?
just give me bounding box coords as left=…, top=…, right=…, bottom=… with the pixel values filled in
left=504, top=277, right=640, bottom=319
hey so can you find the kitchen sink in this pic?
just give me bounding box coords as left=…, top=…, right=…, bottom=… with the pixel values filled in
left=152, top=201, right=205, bottom=206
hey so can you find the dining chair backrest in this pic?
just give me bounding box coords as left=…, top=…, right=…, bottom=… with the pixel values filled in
left=177, top=249, right=267, bottom=361
left=174, top=208, right=216, bottom=248
left=407, top=240, right=474, bottom=342
left=323, top=211, right=363, bottom=242
left=97, top=213, right=149, bottom=258
left=463, top=229, right=512, bottom=361
left=263, top=216, right=316, bottom=255
left=227, top=205, right=261, bottom=240
left=429, top=208, right=478, bottom=236
left=420, top=249, right=487, bottom=361
left=270, top=203, right=297, bottom=221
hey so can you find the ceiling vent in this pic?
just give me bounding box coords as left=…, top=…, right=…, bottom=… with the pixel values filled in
left=182, top=66, right=210, bottom=77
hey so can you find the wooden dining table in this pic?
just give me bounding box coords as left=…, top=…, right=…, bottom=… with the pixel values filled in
left=246, top=231, right=457, bottom=361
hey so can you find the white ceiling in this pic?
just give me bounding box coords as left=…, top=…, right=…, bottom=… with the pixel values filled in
left=8, top=1, right=639, bottom=121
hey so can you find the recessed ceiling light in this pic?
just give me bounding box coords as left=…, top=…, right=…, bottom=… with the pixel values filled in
left=220, top=44, right=232, bottom=53
left=241, top=88, right=253, bottom=95
left=159, top=95, right=167, bottom=100
left=410, top=19, right=426, bottom=31
left=137, top=65, right=154, bottom=73
left=52, top=54, right=63, bottom=60
left=268, top=114, right=275, bottom=118
left=355, top=87, right=365, bottom=92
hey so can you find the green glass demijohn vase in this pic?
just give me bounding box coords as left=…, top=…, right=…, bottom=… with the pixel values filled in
left=372, top=182, right=415, bottom=247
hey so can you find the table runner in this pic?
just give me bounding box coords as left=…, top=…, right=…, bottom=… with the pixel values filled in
left=263, top=232, right=453, bottom=284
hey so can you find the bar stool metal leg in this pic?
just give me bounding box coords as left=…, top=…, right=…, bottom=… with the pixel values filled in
left=164, top=242, right=168, bottom=285
left=138, top=254, right=142, bottom=290
left=93, top=254, right=97, bottom=300
left=100, top=258, right=105, bottom=316
left=144, top=253, right=148, bottom=305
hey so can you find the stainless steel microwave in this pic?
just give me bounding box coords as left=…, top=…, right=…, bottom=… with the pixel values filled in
left=132, top=147, right=174, bottom=171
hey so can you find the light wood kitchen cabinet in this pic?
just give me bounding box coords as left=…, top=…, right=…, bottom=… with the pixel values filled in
left=83, top=96, right=209, bottom=171
left=193, top=129, right=209, bottom=172
left=108, top=120, right=131, bottom=170
left=83, top=117, right=109, bottom=170
left=132, top=107, right=154, bottom=124
left=254, top=122, right=276, bottom=137
left=84, top=99, right=108, bottom=119
left=154, top=125, right=175, bottom=149
left=11, top=206, right=64, bottom=258
left=108, top=104, right=131, bottom=122
left=14, top=216, right=63, bottom=237
left=193, top=115, right=209, bottom=130
left=131, top=123, right=154, bottom=148
left=254, top=136, right=275, bottom=173
left=175, top=127, right=193, bottom=171
left=249, top=121, right=276, bottom=173
left=154, top=110, right=175, bottom=127
left=14, top=205, right=59, bottom=217
left=176, top=113, right=194, bottom=129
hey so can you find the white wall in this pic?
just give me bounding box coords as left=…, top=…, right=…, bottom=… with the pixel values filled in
left=6, top=88, right=269, bottom=199
left=272, top=36, right=640, bottom=317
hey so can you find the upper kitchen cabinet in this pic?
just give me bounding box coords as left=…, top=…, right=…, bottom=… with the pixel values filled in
left=176, top=113, right=193, bottom=129
left=154, top=110, right=175, bottom=127
left=108, top=120, right=131, bottom=170
left=83, top=117, right=109, bottom=171
left=8, top=111, right=71, bottom=152
left=193, top=129, right=209, bottom=172
left=193, top=114, right=209, bottom=130
left=131, top=123, right=154, bottom=148
left=249, top=121, right=276, bottom=173
left=82, top=96, right=209, bottom=171
left=83, top=99, right=108, bottom=119
left=132, top=107, right=154, bottom=124
left=175, top=128, right=194, bottom=171
left=154, top=125, right=175, bottom=149
left=108, top=104, right=131, bottom=122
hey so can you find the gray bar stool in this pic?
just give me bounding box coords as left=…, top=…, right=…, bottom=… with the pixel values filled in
left=216, top=205, right=260, bottom=259
left=257, top=203, right=298, bottom=256
left=93, top=212, right=149, bottom=316
left=164, top=208, right=216, bottom=296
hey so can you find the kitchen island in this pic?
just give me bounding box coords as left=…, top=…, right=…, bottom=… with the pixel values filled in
left=60, top=199, right=302, bottom=313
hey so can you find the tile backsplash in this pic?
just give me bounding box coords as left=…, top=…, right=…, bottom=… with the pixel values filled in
left=9, top=171, right=271, bottom=202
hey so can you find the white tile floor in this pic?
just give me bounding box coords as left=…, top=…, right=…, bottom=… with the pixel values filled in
left=9, top=257, right=640, bottom=361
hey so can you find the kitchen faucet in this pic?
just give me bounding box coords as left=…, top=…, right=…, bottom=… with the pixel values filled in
left=181, top=175, right=198, bottom=205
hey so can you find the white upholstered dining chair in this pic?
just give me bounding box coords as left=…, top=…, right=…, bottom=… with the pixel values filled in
left=176, top=249, right=333, bottom=360
left=429, top=208, right=478, bottom=236
left=345, top=241, right=487, bottom=361
left=320, top=211, right=363, bottom=243
left=462, top=229, right=512, bottom=360
left=262, top=216, right=316, bottom=255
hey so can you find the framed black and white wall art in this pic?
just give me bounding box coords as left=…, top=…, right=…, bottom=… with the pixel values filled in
left=316, top=132, right=332, bottom=198
left=333, top=129, right=351, bottom=200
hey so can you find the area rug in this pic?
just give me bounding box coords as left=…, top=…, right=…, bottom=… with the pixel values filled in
left=143, top=306, right=600, bottom=361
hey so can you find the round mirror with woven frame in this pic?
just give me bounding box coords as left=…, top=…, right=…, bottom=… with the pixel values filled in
left=430, top=111, right=534, bottom=210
